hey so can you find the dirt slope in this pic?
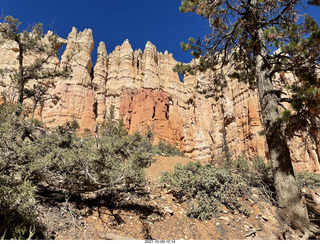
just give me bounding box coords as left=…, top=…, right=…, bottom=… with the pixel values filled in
left=51, top=156, right=296, bottom=240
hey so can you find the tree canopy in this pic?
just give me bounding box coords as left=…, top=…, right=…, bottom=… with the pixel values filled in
left=176, top=0, right=320, bottom=237
left=0, top=15, right=70, bottom=116
left=178, top=0, right=319, bottom=86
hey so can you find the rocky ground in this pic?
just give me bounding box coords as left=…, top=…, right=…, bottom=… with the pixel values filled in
left=37, top=156, right=310, bottom=240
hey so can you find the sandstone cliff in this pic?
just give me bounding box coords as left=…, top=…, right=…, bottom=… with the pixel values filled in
left=0, top=27, right=319, bottom=173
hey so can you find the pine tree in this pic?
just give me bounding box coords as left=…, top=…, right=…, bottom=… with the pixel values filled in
left=176, top=0, right=320, bottom=237
left=0, top=15, right=70, bottom=116
left=308, top=0, right=320, bottom=6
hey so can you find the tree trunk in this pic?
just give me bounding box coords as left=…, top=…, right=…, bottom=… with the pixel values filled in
left=255, top=27, right=310, bottom=232
left=16, top=42, right=24, bottom=116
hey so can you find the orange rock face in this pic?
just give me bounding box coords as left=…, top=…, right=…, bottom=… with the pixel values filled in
left=119, top=88, right=184, bottom=146
left=0, top=27, right=319, bottom=173
left=40, top=28, right=96, bottom=132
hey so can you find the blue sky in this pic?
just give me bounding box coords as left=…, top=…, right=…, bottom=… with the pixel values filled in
left=1, top=0, right=320, bottom=64
left=1, top=0, right=209, bottom=63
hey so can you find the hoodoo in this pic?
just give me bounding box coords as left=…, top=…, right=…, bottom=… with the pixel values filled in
left=0, top=27, right=319, bottom=173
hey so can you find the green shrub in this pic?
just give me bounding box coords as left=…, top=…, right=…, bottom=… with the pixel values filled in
left=252, top=156, right=273, bottom=183
left=152, top=139, right=184, bottom=157
left=242, top=156, right=276, bottom=203
left=161, top=161, right=249, bottom=220
left=0, top=104, right=45, bottom=239
left=296, top=171, right=320, bottom=189
left=0, top=103, right=155, bottom=239
left=232, top=153, right=250, bottom=170
left=21, top=106, right=154, bottom=195
left=253, top=156, right=267, bottom=173
left=0, top=180, right=44, bottom=240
